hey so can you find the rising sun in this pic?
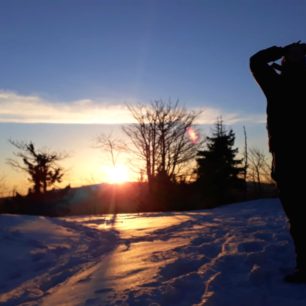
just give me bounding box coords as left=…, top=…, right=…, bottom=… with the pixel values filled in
left=105, top=165, right=129, bottom=184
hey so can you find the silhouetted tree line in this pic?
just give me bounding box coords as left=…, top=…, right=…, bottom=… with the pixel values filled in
left=0, top=99, right=276, bottom=216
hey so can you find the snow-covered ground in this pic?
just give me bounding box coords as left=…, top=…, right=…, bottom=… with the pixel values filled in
left=1, top=199, right=306, bottom=306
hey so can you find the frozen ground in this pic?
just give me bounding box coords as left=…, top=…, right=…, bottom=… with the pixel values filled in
left=1, top=199, right=306, bottom=306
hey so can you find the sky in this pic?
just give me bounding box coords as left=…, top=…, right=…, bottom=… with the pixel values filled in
left=1, top=0, right=306, bottom=192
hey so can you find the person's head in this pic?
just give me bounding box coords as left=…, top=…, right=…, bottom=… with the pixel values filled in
left=282, top=42, right=306, bottom=71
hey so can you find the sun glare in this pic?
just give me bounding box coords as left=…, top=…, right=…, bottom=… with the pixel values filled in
left=106, top=165, right=129, bottom=184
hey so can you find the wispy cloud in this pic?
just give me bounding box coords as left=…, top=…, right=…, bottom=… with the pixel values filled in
left=195, top=107, right=265, bottom=125
left=0, top=91, right=264, bottom=125
left=0, top=91, right=134, bottom=124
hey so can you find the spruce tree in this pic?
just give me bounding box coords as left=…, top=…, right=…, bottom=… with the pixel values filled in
left=196, top=118, right=245, bottom=205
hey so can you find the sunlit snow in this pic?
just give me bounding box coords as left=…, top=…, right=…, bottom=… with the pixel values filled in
left=1, top=199, right=306, bottom=306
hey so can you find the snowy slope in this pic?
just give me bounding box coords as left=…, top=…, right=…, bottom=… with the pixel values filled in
left=0, top=214, right=119, bottom=305
left=1, top=199, right=306, bottom=306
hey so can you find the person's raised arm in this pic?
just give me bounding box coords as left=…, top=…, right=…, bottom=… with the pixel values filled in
left=249, top=46, right=284, bottom=95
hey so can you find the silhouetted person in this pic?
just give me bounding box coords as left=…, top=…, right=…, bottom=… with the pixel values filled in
left=250, top=41, right=306, bottom=283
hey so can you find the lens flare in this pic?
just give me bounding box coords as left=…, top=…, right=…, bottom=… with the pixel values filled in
left=187, top=127, right=199, bottom=144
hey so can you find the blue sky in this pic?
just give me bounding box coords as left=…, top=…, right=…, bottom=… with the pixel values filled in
left=1, top=0, right=306, bottom=191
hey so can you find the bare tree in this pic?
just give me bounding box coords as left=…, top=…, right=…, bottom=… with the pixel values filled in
left=243, top=126, right=248, bottom=182
left=95, top=133, right=127, bottom=167
left=0, top=176, right=7, bottom=197
left=7, top=140, right=66, bottom=194
left=248, top=147, right=273, bottom=192
left=123, top=99, right=203, bottom=185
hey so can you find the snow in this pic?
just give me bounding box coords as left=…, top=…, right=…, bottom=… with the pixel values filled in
left=1, top=198, right=306, bottom=306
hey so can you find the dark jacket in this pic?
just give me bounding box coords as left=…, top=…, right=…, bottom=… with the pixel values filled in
left=250, top=46, right=306, bottom=155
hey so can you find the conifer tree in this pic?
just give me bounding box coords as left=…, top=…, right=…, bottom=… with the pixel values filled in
left=196, top=118, right=245, bottom=204
left=7, top=141, right=65, bottom=194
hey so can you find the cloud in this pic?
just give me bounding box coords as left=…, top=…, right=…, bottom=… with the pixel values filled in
left=0, top=91, right=134, bottom=124
left=195, top=107, right=265, bottom=125
left=0, top=90, right=265, bottom=125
